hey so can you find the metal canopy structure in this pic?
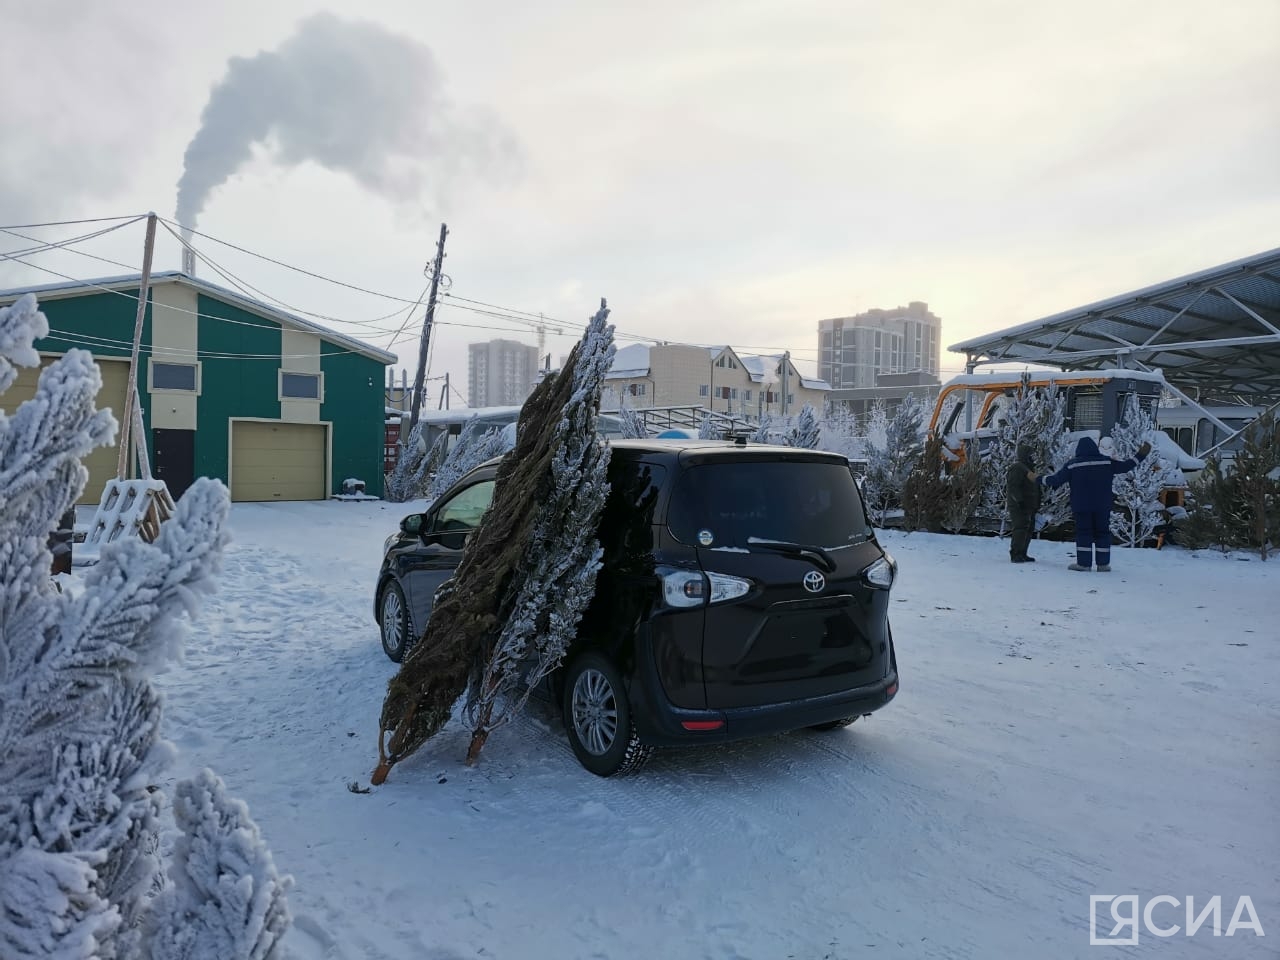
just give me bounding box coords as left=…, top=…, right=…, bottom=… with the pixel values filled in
left=949, top=246, right=1280, bottom=405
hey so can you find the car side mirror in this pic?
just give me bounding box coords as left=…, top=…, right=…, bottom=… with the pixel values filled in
left=400, top=514, right=424, bottom=537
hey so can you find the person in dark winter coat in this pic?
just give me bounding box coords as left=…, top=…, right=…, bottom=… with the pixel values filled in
left=1006, top=442, right=1041, bottom=563
left=1039, top=435, right=1151, bottom=572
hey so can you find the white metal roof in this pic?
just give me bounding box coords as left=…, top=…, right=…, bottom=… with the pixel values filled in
left=949, top=246, right=1280, bottom=403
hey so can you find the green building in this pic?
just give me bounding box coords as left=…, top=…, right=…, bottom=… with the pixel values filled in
left=1, top=272, right=395, bottom=503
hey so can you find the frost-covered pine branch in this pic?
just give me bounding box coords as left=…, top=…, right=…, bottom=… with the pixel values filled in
left=386, top=421, right=445, bottom=503
left=463, top=304, right=615, bottom=760
left=146, top=769, right=292, bottom=960
left=426, top=420, right=515, bottom=501
left=0, top=295, right=290, bottom=959
left=617, top=403, right=647, bottom=439
left=784, top=403, right=821, bottom=449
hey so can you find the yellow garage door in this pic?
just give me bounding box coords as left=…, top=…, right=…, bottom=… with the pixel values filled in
left=2, top=354, right=130, bottom=505
left=230, top=420, right=327, bottom=502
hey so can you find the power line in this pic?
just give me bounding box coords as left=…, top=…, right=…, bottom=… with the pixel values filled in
left=1, top=217, right=146, bottom=263
left=159, top=220, right=426, bottom=334
left=3, top=255, right=397, bottom=360
left=158, top=216, right=423, bottom=305
left=0, top=214, right=145, bottom=231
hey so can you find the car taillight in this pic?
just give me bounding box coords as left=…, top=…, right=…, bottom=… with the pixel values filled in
left=659, top=569, right=705, bottom=608
left=861, top=554, right=895, bottom=589
left=658, top=568, right=752, bottom=608
left=707, top=572, right=750, bottom=603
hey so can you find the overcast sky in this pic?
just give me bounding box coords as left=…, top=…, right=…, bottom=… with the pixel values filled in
left=3, top=0, right=1278, bottom=392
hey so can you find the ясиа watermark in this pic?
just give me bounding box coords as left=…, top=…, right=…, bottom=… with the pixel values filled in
left=1090, top=895, right=1265, bottom=945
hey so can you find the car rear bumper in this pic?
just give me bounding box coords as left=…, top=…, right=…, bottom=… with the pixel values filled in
left=629, top=639, right=898, bottom=747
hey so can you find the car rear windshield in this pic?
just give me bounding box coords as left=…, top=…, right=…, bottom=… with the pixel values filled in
left=667, top=460, right=872, bottom=550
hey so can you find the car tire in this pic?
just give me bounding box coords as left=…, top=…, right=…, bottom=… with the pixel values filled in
left=378, top=581, right=411, bottom=663
left=562, top=651, right=652, bottom=777
left=808, top=716, right=858, bottom=731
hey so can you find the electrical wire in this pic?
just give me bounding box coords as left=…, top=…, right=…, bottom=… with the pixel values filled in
left=0, top=214, right=144, bottom=230
left=2, top=254, right=402, bottom=357
left=158, top=216, right=423, bottom=305
left=0, top=217, right=146, bottom=263
left=158, top=220, right=422, bottom=334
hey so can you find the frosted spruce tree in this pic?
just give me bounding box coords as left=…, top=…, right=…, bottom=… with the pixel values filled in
left=0, top=295, right=290, bottom=959
left=862, top=397, right=925, bottom=525
left=813, top=405, right=861, bottom=462
left=1109, top=393, right=1183, bottom=548
left=784, top=403, right=821, bottom=449
left=374, top=300, right=616, bottom=783
left=617, top=403, right=647, bottom=439
left=1229, top=413, right=1279, bottom=559
left=751, top=416, right=773, bottom=443
left=426, top=420, right=515, bottom=501
left=979, top=375, right=1073, bottom=531
left=697, top=413, right=719, bottom=439
left=463, top=305, right=615, bottom=762
left=386, top=421, right=447, bottom=503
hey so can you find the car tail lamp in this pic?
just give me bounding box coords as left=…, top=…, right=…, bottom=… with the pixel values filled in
left=707, top=572, right=751, bottom=603
left=658, top=568, right=751, bottom=608
left=660, top=569, right=705, bottom=608
left=861, top=553, right=896, bottom=589
left=680, top=719, right=725, bottom=731
left=886, top=681, right=898, bottom=697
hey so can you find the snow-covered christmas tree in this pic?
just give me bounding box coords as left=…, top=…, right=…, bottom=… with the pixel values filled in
left=373, top=300, right=617, bottom=783
left=979, top=375, right=1073, bottom=531
left=386, top=421, right=447, bottom=503
left=426, top=419, right=516, bottom=501
left=784, top=403, right=821, bottom=449
left=862, top=397, right=924, bottom=525
left=464, top=304, right=615, bottom=761
left=697, top=413, right=719, bottom=440
left=1109, top=392, right=1184, bottom=548
left=0, top=294, right=290, bottom=959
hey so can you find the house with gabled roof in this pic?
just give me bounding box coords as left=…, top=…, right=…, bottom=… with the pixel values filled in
left=0, top=271, right=395, bottom=503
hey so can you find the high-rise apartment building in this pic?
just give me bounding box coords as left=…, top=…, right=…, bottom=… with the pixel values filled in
left=817, top=302, right=941, bottom=389
left=467, top=338, right=539, bottom=407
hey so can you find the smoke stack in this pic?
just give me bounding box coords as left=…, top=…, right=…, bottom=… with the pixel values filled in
left=181, top=243, right=196, bottom=276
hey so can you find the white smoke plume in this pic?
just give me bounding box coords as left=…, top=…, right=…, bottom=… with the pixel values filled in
left=175, top=13, right=518, bottom=232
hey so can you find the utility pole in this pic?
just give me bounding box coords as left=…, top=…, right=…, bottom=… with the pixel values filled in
left=118, top=213, right=158, bottom=480
left=409, top=222, right=448, bottom=431
left=781, top=351, right=791, bottom=418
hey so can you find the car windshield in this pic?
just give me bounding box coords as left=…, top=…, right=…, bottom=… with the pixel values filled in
left=667, top=460, right=872, bottom=550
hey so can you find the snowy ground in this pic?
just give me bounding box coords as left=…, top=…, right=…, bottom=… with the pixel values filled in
left=136, top=500, right=1277, bottom=960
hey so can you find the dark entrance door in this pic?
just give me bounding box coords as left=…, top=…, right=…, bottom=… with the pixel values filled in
left=153, top=428, right=196, bottom=499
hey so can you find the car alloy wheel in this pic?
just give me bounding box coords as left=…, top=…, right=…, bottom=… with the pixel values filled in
left=379, top=582, right=408, bottom=662
left=571, top=667, right=619, bottom=756
left=562, top=651, right=653, bottom=777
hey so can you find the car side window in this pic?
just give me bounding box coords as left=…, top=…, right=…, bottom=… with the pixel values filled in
left=432, top=480, right=496, bottom=534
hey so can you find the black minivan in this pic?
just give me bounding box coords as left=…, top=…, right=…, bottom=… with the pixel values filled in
left=375, top=439, right=899, bottom=776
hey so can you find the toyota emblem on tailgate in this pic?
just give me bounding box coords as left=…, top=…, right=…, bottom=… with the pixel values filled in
left=803, top=571, right=825, bottom=593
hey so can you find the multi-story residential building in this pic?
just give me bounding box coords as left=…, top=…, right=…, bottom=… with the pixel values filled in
left=467, top=338, right=539, bottom=408
left=818, top=301, right=941, bottom=389
left=602, top=343, right=830, bottom=420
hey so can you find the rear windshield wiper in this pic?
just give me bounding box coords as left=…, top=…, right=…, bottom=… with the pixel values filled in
left=745, top=538, right=837, bottom=573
